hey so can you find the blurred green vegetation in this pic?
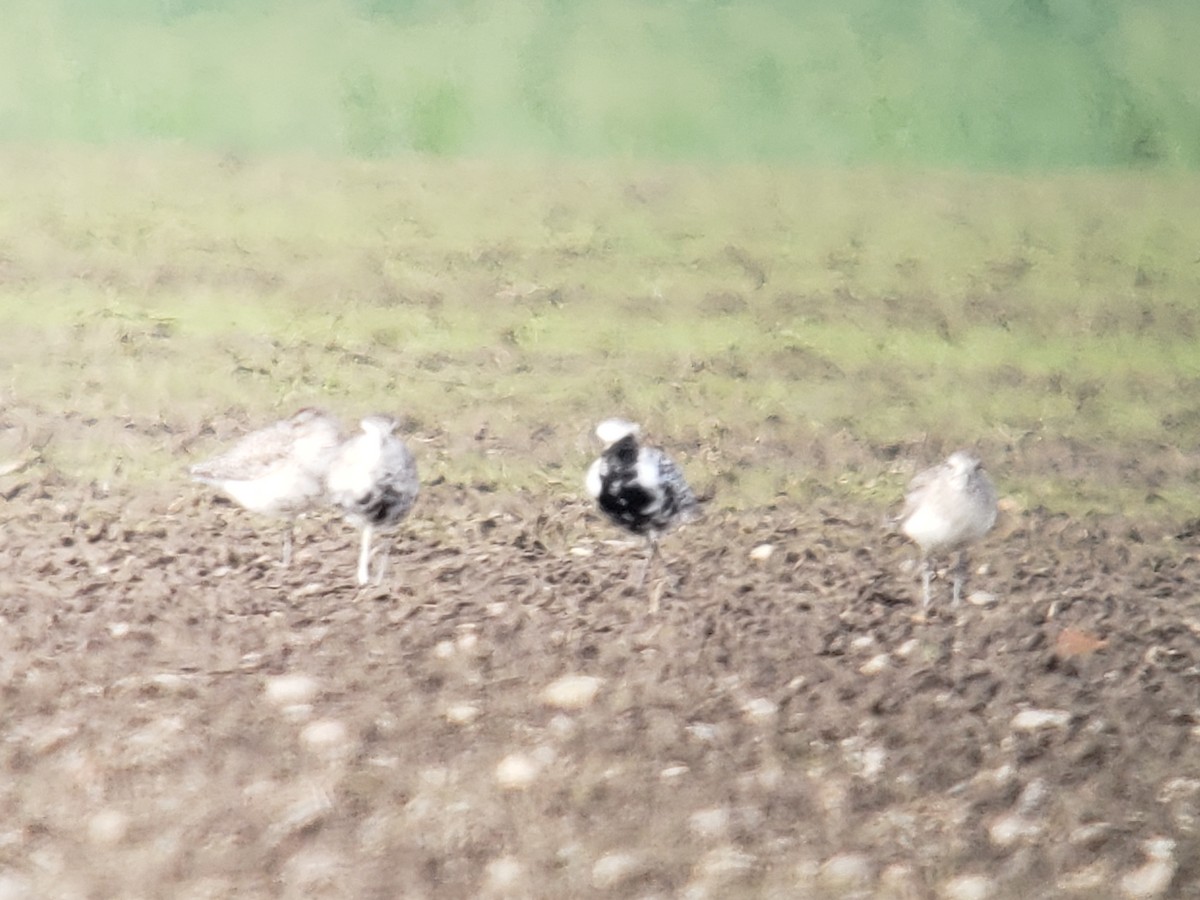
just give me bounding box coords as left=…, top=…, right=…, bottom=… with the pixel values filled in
left=0, top=0, right=1197, bottom=166
left=1, top=148, right=1198, bottom=520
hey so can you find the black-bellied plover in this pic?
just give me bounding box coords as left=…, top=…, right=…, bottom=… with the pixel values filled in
left=585, top=418, right=698, bottom=606
left=190, top=408, right=343, bottom=566
left=326, top=415, right=419, bottom=586
left=900, top=449, right=998, bottom=611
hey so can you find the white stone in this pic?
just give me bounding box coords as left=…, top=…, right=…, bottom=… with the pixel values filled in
left=444, top=703, right=481, bottom=725
left=688, top=807, right=730, bottom=839
left=483, top=856, right=524, bottom=892
left=749, top=544, right=774, bottom=562
left=967, top=590, right=998, bottom=607
left=591, top=853, right=643, bottom=889
left=741, top=697, right=778, bottom=723
left=1058, top=861, right=1112, bottom=893
left=264, top=674, right=320, bottom=708
left=860, top=653, right=891, bottom=676
left=660, top=765, right=689, bottom=780
left=0, top=873, right=34, bottom=900
left=820, top=852, right=874, bottom=887
left=87, top=809, right=129, bottom=846
left=456, top=630, right=479, bottom=654
left=300, top=720, right=351, bottom=757
left=695, top=846, right=755, bottom=882
left=494, top=753, right=540, bottom=791
left=1011, top=709, right=1070, bottom=731
left=988, top=813, right=1041, bottom=847
left=540, top=675, right=604, bottom=711
left=941, top=874, right=995, bottom=900
left=895, top=638, right=922, bottom=659
left=880, top=862, right=919, bottom=892
left=1120, top=860, right=1175, bottom=898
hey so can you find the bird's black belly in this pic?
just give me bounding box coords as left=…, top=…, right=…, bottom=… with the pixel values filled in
left=599, top=481, right=660, bottom=535
left=358, top=485, right=411, bottom=526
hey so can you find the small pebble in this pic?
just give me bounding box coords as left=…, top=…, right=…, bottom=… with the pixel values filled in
left=988, top=813, right=1041, bottom=847
left=591, top=853, right=643, bottom=889
left=300, top=720, right=351, bottom=757
left=820, top=852, right=874, bottom=887
left=87, top=810, right=129, bottom=846
left=967, top=591, right=998, bottom=607
left=264, top=674, right=320, bottom=708
left=941, top=874, right=995, bottom=900
left=483, top=856, right=523, bottom=892
left=741, top=698, right=778, bottom=723
left=860, top=654, right=891, bottom=676
left=541, top=675, right=603, bottom=711
left=749, top=544, right=774, bottom=562
left=1011, top=709, right=1070, bottom=731
left=1121, top=860, right=1175, bottom=899
left=695, top=846, right=755, bottom=882
left=688, top=807, right=730, bottom=839
left=495, top=753, right=540, bottom=791
left=444, top=703, right=481, bottom=725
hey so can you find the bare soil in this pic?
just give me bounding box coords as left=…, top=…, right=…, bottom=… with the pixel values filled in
left=1, top=446, right=1199, bottom=899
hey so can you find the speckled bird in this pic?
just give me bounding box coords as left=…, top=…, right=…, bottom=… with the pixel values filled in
left=900, top=449, right=998, bottom=611
left=325, top=415, right=420, bottom=586
left=585, top=418, right=698, bottom=600
left=189, top=408, right=343, bottom=566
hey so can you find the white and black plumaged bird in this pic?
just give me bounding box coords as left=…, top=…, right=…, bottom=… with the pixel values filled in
left=585, top=418, right=698, bottom=602
left=900, top=449, right=998, bottom=611
left=190, top=407, right=343, bottom=566
left=326, top=415, right=420, bottom=586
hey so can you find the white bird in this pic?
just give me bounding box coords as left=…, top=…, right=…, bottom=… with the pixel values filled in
left=326, top=415, right=419, bottom=586
left=190, top=408, right=343, bottom=566
left=585, top=418, right=698, bottom=603
left=900, top=449, right=998, bottom=611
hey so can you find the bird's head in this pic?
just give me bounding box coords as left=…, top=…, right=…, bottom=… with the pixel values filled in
left=360, top=415, right=399, bottom=438
left=595, top=418, right=640, bottom=448
left=946, top=450, right=983, bottom=475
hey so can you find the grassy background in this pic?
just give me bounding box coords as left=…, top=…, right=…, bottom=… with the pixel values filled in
left=0, top=2, right=1198, bottom=520
left=0, top=0, right=1198, bottom=166
left=1, top=147, right=1198, bottom=521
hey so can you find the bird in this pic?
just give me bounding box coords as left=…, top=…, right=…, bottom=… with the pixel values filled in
left=585, top=418, right=698, bottom=604
left=189, top=408, right=344, bottom=566
left=900, top=449, right=998, bottom=611
left=325, top=415, right=420, bottom=586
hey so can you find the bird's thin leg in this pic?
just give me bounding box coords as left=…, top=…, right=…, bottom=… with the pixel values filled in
left=920, top=555, right=933, bottom=611
left=374, top=536, right=391, bottom=586
left=636, top=534, right=658, bottom=590
left=281, top=525, right=294, bottom=568
left=357, top=524, right=374, bottom=587
left=951, top=552, right=969, bottom=608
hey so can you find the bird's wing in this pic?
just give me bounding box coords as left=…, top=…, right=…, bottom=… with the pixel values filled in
left=899, top=461, right=945, bottom=520
left=190, top=420, right=300, bottom=482
left=654, top=450, right=697, bottom=512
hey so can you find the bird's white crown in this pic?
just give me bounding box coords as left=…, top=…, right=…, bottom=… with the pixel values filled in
left=595, top=418, right=640, bottom=447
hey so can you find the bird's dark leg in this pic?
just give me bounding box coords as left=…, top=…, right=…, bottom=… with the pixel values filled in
left=951, top=551, right=969, bottom=608
left=636, top=534, right=659, bottom=590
